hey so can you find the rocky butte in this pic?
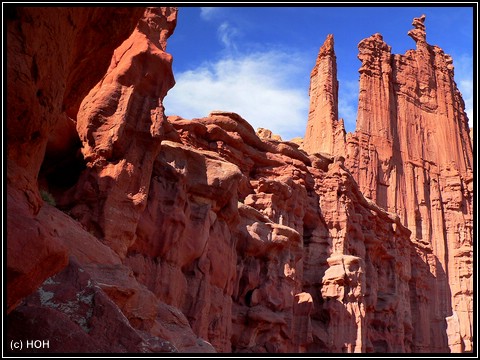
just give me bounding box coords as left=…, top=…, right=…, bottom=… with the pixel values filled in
left=6, top=7, right=473, bottom=354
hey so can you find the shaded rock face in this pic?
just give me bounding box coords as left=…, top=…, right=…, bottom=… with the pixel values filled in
left=7, top=7, right=213, bottom=354
left=304, top=15, right=473, bottom=353
left=6, top=9, right=472, bottom=356
left=8, top=259, right=178, bottom=353
left=6, top=5, right=144, bottom=314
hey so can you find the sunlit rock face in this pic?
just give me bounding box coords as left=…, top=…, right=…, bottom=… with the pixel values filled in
left=304, top=14, right=473, bottom=353
left=303, top=34, right=346, bottom=157
left=7, top=8, right=472, bottom=354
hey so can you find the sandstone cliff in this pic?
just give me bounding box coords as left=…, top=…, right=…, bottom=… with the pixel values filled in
left=304, top=15, right=473, bottom=352
left=7, top=8, right=473, bottom=354
left=7, top=5, right=143, bottom=314
left=7, top=7, right=211, bottom=353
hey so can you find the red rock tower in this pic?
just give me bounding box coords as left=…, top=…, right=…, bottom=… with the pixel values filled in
left=303, top=34, right=345, bottom=156
left=344, top=15, right=473, bottom=352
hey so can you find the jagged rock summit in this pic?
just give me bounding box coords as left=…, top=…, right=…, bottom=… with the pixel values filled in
left=7, top=8, right=473, bottom=354
left=304, top=14, right=473, bottom=352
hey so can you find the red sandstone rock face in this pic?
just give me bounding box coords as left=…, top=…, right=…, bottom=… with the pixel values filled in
left=303, top=34, right=346, bottom=156
left=6, top=6, right=144, bottom=313
left=7, top=6, right=213, bottom=354
left=8, top=259, right=177, bottom=353
left=69, top=7, right=178, bottom=257
left=7, top=8, right=473, bottom=355
left=304, top=14, right=473, bottom=353
left=7, top=7, right=144, bottom=214
left=164, top=112, right=416, bottom=353
left=350, top=15, right=473, bottom=353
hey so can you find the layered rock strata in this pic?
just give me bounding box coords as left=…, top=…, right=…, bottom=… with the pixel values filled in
left=304, top=15, right=473, bottom=352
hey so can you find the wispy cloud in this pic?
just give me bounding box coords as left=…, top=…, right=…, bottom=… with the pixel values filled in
left=459, top=79, right=473, bottom=128
left=338, top=79, right=359, bottom=133
left=200, top=7, right=219, bottom=21
left=164, top=51, right=310, bottom=140
left=199, top=8, right=240, bottom=53
left=451, top=53, right=473, bottom=128
left=218, top=22, right=239, bottom=51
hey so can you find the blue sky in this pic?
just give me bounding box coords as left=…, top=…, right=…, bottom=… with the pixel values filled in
left=164, top=6, right=474, bottom=140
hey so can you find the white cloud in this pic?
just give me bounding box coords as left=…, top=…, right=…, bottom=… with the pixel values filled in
left=200, top=7, right=218, bottom=21
left=218, top=22, right=239, bottom=50
left=199, top=8, right=241, bottom=54
left=459, top=79, right=473, bottom=128
left=451, top=53, right=473, bottom=128
left=164, top=51, right=310, bottom=140
left=338, top=79, right=359, bottom=133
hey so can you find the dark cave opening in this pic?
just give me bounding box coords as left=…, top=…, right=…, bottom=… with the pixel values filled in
left=245, top=289, right=254, bottom=307
left=41, top=148, right=86, bottom=191
left=38, top=115, right=86, bottom=204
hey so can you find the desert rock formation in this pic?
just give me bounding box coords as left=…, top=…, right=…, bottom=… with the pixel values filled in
left=7, top=8, right=473, bottom=354
left=303, top=34, right=346, bottom=156
left=304, top=15, right=473, bottom=352
left=7, top=5, right=143, bottom=314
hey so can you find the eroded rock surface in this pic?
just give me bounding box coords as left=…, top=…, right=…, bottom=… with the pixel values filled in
left=7, top=7, right=211, bottom=354
left=7, top=8, right=473, bottom=354
left=304, top=14, right=473, bottom=352
left=6, top=5, right=144, bottom=314
left=303, top=34, right=346, bottom=156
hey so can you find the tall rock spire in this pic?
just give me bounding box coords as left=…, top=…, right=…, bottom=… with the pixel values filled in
left=303, top=34, right=345, bottom=156
left=344, top=14, right=473, bottom=352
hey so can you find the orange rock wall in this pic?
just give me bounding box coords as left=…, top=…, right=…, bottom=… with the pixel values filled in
left=6, top=5, right=144, bottom=314
left=305, top=15, right=473, bottom=353
left=345, top=15, right=473, bottom=352
left=303, top=34, right=346, bottom=156
left=7, top=8, right=473, bottom=354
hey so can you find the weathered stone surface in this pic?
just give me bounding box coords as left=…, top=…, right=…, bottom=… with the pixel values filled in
left=257, top=127, right=283, bottom=141
left=305, top=15, right=473, bottom=352
left=350, top=15, right=473, bottom=353
left=6, top=6, right=144, bottom=313
left=7, top=260, right=178, bottom=353
left=7, top=8, right=473, bottom=355
left=9, top=204, right=212, bottom=353
left=303, top=34, right=345, bottom=156
left=165, top=112, right=416, bottom=353
left=7, top=6, right=211, bottom=354
left=7, top=6, right=143, bottom=214
left=68, top=7, right=178, bottom=258
left=7, top=197, right=68, bottom=314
